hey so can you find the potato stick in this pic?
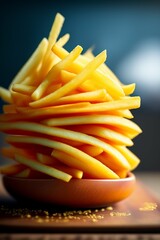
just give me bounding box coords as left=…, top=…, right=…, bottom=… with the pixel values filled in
left=45, top=83, right=62, bottom=95
left=113, top=169, right=128, bottom=178
left=39, top=53, right=61, bottom=83
left=47, top=13, right=65, bottom=50
left=3, top=104, right=17, bottom=113
left=56, top=33, right=70, bottom=47
left=38, top=14, right=65, bottom=83
left=74, top=125, right=133, bottom=146
left=3, top=123, right=130, bottom=169
left=0, top=87, right=12, bottom=103
left=52, top=44, right=124, bottom=99
left=14, top=168, right=31, bottom=178
left=43, top=114, right=142, bottom=134
left=51, top=89, right=108, bottom=105
left=0, top=102, right=90, bottom=122
left=9, top=38, right=48, bottom=88
left=37, top=153, right=83, bottom=179
left=96, top=152, right=130, bottom=171
left=38, top=13, right=64, bottom=79
left=30, top=50, right=106, bottom=107
left=21, top=76, right=34, bottom=85
left=31, top=45, right=83, bottom=100
left=60, top=71, right=102, bottom=92
left=83, top=49, right=123, bottom=87
left=14, top=153, right=72, bottom=182
left=37, top=153, right=58, bottom=165
left=78, top=145, right=103, bottom=157
left=11, top=90, right=31, bottom=106
left=0, top=164, right=26, bottom=175
left=50, top=136, right=84, bottom=147
left=60, top=70, right=76, bottom=82
left=54, top=166, right=83, bottom=179
left=122, top=83, right=136, bottom=96
left=1, top=146, right=15, bottom=159
left=12, top=84, right=36, bottom=95
left=114, top=109, right=133, bottom=119
left=113, top=145, right=140, bottom=171
left=52, top=149, right=118, bottom=179
left=7, top=135, right=119, bottom=179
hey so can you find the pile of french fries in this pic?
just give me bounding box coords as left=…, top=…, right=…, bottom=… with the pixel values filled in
left=0, top=13, right=142, bottom=182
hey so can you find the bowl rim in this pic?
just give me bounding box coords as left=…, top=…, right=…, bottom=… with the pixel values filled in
left=3, top=172, right=135, bottom=183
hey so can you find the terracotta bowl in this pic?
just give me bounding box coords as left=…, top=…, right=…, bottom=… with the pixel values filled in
left=3, top=172, right=136, bottom=208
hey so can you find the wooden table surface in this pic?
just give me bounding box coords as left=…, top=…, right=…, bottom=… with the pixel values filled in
left=0, top=172, right=159, bottom=236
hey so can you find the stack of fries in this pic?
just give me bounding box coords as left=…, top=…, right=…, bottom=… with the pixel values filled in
left=0, top=13, right=142, bottom=182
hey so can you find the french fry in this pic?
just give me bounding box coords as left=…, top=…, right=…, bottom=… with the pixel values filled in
left=12, top=84, right=36, bottom=95
left=51, top=149, right=119, bottom=179
left=78, top=145, right=103, bottom=157
left=3, top=104, right=17, bottom=114
left=50, top=89, right=108, bottom=105
left=1, top=146, right=15, bottom=159
left=96, top=152, right=130, bottom=171
left=0, top=87, right=12, bottom=103
left=9, top=38, right=48, bottom=89
left=42, top=114, right=142, bottom=135
left=122, top=83, right=136, bottom=96
left=52, top=44, right=125, bottom=99
left=14, top=168, right=31, bottom=178
left=30, top=50, right=106, bottom=107
left=14, top=153, right=72, bottom=182
left=113, top=145, right=140, bottom=170
left=56, top=33, right=70, bottom=47
left=37, top=153, right=83, bottom=179
left=6, top=135, right=120, bottom=179
left=31, top=45, right=83, bottom=100
left=73, top=125, right=133, bottom=146
left=47, top=13, right=65, bottom=50
left=11, top=90, right=31, bottom=106
left=0, top=164, right=26, bottom=175
left=6, top=133, right=130, bottom=170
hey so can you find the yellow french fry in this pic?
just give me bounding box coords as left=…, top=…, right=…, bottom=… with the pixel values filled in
left=51, top=89, right=108, bottom=105
left=14, top=153, right=72, bottom=182
left=52, top=44, right=125, bottom=99
left=43, top=114, right=142, bottom=135
left=11, top=90, right=31, bottom=106
left=122, top=83, right=136, bottom=96
left=0, top=102, right=90, bottom=122
left=37, top=153, right=83, bottom=179
left=96, top=152, right=130, bottom=171
left=9, top=38, right=48, bottom=89
left=47, top=13, right=65, bottom=50
left=31, top=45, right=83, bottom=101
left=52, top=149, right=119, bottom=179
left=3, top=104, right=17, bottom=114
left=78, top=145, right=103, bottom=157
left=113, top=145, right=140, bottom=171
left=0, top=164, right=26, bottom=175
left=1, top=146, right=15, bottom=159
left=14, top=168, right=31, bottom=178
left=37, top=153, right=58, bottom=165
left=74, top=125, right=133, bottom=146
left=0, top=87, right=12, bottom=103
left=6, top=135, right=120, bottom=179
left=56, top=33, right=70, bottom=47
left=4, top=123, right=130, bottom=170
left=12, top=84, right=36, bottom=95
left=30, top=50, right=106, bottom=107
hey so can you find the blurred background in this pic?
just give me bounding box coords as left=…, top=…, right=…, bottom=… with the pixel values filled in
left=0, top=0, right=160, bottom=172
